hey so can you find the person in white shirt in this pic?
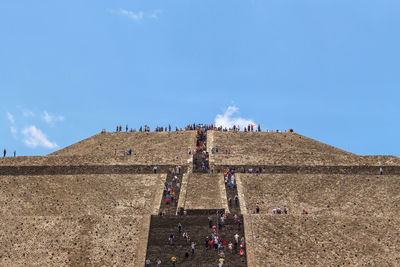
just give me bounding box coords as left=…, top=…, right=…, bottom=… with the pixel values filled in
left=234, top=233, right=239, bottom=244
left=191, top=242, right=196, bottom=254
left=228, top=242, right=233, bottom=253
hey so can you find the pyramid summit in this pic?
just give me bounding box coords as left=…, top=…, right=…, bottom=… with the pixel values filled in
left=1, top=126, right=399, bottom=266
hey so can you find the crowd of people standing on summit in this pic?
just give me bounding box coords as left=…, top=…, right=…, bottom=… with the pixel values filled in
left=115, top=124, right=152, bottom=132
left=111, top=123, right=294, bottom=134
left=2, top=149, right=16, bottom=157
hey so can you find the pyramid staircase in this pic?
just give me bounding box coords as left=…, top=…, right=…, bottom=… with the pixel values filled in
left=144, top=128, right=247, bottom=266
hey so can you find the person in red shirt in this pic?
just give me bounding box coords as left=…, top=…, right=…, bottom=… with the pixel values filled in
left=208, top=240, right=214, bottom=249
left=240, top=248, right=245, bottom=260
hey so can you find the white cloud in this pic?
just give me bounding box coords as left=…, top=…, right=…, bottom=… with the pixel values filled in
left=109, top=8, right=161, bottom=21
left=43, top=111, right=64, bottom=125
left=6, top=112, right=15, bottom=123
left=215, top=106, right=257, bottom=129
left=21, top=125, right=58, bottom=149
left=111, top=9, right=143, bottom=21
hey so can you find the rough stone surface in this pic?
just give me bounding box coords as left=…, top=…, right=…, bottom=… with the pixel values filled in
left=247, top=215, right=400, bottom=266
left=0, top=174, right=165, bottom=216
left=210, top=131, right=400, bottom=166
left=238, top=172, right=400, bottom=266
left=0, top=215, right=149, bottom=266
left=183, top=174, right=227, bottom=211
left=51, top=131, right=196, bottom=165
left=0, top=174, right=164, bottom=266
left=239, top=173, right=400, bottom=217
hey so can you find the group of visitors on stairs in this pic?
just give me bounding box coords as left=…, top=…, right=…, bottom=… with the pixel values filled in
left=205, top=211, right=246, bottom=266
left=223, top=170, right=241, bottom=216
left=146, top=211, right=246, bottom=266
left=145, top=124, right=247, bottom=266
left=158, top=166, right=184, bottom=216
left=193, top=128, right=209, bottom=173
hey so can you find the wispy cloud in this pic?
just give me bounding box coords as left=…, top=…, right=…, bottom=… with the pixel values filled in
left=22, top=109, right=34, bottom=117
left=21, top=125, right=58, bottom=149
left=43, top=111, right=64, bottom=125
left=16, top=106, right=35, bottom=117
left=215, top=106, right=257, bottom=129
left=109, top=8, right=161, bottom=22
left=10, top=126, right=18, bottom=139
left=6, top=112, right=15, bottom=123
left=148, top=9, right=162, bottom=19
left=7, top=112, right=18, bottom=139
left=119, top=9, right=143, bottom=21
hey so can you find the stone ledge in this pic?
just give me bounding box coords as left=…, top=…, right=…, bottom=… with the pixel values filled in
left=0, top=165, right=188, bottom=176
left=212, top=165, right=400, bottom=175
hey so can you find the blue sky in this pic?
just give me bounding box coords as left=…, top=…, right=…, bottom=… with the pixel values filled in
left=0, top=0, right=399, bottom=156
